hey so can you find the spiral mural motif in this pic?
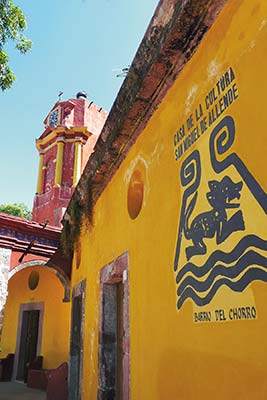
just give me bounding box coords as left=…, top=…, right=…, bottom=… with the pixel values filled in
left=174, top=150, right=201, bottom=272
left=174, top=115, right=267, bottom=310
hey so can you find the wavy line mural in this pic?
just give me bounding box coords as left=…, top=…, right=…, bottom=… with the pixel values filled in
left=174, top=115, right=267, bottom=312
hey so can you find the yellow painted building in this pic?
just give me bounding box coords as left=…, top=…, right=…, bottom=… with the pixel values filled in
left=1, top=265, right=70, bottom=373
left=65, top=0, right=267, bottom=399
left=0, top=217, right=72, bottom=382
left=1, top=0, right=266, bottom=398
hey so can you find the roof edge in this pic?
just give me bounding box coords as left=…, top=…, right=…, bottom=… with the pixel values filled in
left=64, top=0, right=228, bottom=221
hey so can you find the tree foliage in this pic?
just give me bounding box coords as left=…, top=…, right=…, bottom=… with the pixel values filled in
left=0, top=0, right=32, bottom=90
left=0, top=203, right=32, bottom=219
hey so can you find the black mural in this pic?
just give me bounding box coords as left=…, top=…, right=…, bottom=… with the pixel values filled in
left=210, top=116, right=267, bottom=213
left=174, top=115, right=267, bottom=310
left=184, top=176, right=244, bottom=261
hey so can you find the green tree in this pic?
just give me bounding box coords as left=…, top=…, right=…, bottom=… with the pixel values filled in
left=0, top=203, right=32, bottom=219
left=0, top=0, right=32, bottom=90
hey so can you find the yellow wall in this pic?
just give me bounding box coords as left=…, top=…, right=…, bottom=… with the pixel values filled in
left=1, top=266, right=70, bottom=369
left=72, top=1, right=267, bottom=399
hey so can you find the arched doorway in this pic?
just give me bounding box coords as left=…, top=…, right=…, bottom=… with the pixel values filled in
left=1, top=260, right=71, bottom=380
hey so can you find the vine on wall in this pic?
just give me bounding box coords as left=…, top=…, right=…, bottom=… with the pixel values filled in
left=60, top=179, right=94, bottom=257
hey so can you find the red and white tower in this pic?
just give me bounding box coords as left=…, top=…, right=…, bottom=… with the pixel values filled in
left=32, top=92, right=107, bottom=227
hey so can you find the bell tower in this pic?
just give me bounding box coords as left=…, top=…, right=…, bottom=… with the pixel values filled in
left=32, top=92, right=107, bottom=227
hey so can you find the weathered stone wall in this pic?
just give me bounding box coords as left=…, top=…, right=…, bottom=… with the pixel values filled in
left=0, top=247, right=11, bottom=334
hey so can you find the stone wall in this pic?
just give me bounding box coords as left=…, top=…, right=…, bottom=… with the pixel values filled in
left=0, top=247, right=11, bottom=334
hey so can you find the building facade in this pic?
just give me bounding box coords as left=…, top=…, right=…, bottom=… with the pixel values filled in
left=63, top=0, right=267, bottom=399
left=0, top=94, right=107, bottom=380
left=1, top=0, right=267, bottom=398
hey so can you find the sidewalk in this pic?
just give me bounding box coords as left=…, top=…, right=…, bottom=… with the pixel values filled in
left=0, top=381, right=46, bottom=400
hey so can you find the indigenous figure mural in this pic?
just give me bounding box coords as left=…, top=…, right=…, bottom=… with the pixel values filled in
left=174, top=116, right=267, bottom=310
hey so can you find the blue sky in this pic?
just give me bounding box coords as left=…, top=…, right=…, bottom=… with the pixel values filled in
left=0, top=0, right=158, bottom=209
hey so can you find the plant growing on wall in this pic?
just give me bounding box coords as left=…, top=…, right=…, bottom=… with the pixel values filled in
left=61, top=198, right=82, bottom=257
left=60, top=179, right=95, bottom=257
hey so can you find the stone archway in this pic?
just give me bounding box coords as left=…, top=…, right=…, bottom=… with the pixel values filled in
left=9, top=259, right=70, bottom=302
